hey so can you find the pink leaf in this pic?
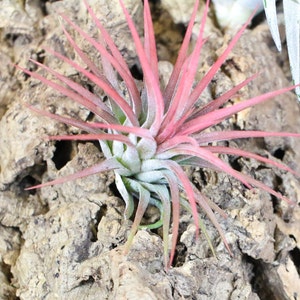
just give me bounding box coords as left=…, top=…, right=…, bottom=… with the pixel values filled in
left=26, top=104, right=108, bottom=133
left=170, top=145, right=295, bottom=205
left=180, top=85, right=299, bottom=136
left=163, top=160, right=200, bottom=238
left=25, top=158, right=121, bottom=190
left=205, top=145, right=300, bottom=177
left=163, top=0, right=200, bottom=104
left=60, top=13, right=142, bottom=117
left=119, top=0, right=164, bottom=135
left=160, top=144, right=252, bottom=188
left=17, top=64, right=116, bottom=124
left=43, top=47, right=139, bottom=126
left=196, top=130, right=300, bottom=145
left=83, top=0, right=132, bottom=75
left=191, top=73, right=259, bottom=118
left=193, top=188, right=232, bottom=255
left=157, top=135, right=199, bottom=153
left=124, top=183, right=151, bottom=253
left=47, top=133, right=133, bottom=146
left=143, top=0, right=159, bottom=81
left=188, top=10, right=257, bottom=106
left=163, top=172, right=180, bottom=269
left=158, top=1, right=210, bottom=142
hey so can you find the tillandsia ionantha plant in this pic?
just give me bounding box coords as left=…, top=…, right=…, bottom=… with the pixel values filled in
left=18, top=0, right=300, bottom=268
left=212, top=0, right=300, bottom=100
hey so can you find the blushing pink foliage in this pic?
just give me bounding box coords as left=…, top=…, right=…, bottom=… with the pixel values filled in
left=20, top=0, right=300, bottom=268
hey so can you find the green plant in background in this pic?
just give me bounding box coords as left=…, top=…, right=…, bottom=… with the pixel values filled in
left=264, top=0, right=300, bottom=99
left=213, top=0, right=300, bottom=100
left=212, top=0, right=264, bottom=28
left=18, top=0, right=300, bottom=268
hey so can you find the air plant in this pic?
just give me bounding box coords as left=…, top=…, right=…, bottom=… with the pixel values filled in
left=19, top=0, right=300, bottom=268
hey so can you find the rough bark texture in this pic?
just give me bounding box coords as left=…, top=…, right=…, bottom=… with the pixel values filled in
left=0, top=1, right=299, bottom=299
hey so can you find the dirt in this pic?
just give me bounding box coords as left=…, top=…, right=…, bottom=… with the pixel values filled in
left=0, top=0, right=299, bottom=299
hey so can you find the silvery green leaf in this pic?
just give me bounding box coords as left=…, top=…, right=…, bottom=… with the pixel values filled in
left=120, top=145, right=141, bottom=174
left=99, top=140, right=113, bottom=158
left=263, top=0, right=300, bottom=99
left=283, top=0, right=300, bottom=98
left=263, top=0, right=282, bottom=50
left=134, top=170, right=166, bottom=183
left=115, top=173, right=134, bottom=219
left=136, top=137, right=157, bottom=159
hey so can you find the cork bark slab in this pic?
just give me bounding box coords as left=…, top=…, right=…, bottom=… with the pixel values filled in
left=0, top=1, right=299, bottom=299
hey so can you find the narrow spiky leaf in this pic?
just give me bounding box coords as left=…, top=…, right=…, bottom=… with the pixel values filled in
left=26, top=158, right=122, bottom=190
